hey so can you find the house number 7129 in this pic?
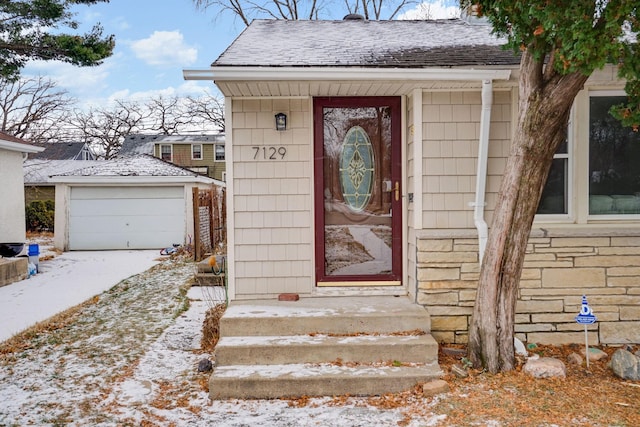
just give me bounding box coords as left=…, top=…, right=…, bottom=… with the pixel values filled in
left=252, top=146, right=287, bottom=160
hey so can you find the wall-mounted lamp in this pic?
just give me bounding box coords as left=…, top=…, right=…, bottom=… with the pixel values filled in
left=275, top=113, right=287, bottom=131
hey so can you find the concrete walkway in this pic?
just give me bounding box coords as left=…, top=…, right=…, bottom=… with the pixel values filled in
left=332, top=225, right=392, bottom=275
left=0, top=250, right=160, bottom=342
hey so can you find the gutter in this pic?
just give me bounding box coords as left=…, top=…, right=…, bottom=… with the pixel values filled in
left=0, top=139, right=44, bottom=154
left=184, top=66, right=512, bottom=83
left=471, top=79, right=493, bottom=263
left=48, top=176, right=218, bottom=185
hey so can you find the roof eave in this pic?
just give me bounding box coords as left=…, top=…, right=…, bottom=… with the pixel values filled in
left=0, top=140, right=45, bottom=154
left=183, top=66, right=513, bottom=83
left=49, top=175, right=216, bottom=185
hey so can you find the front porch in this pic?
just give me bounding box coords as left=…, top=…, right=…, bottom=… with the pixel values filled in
left=209, top=295, right=442, bottom=399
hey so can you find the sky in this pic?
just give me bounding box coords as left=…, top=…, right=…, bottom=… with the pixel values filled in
left=22, top=0, right=460, bottom=109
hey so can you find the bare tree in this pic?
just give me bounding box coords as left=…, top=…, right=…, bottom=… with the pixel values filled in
left=192, top=0, right=414, bottom=25
left=186, top=93, right=226, bottom=132
left=68, top=100, right=148, bottom=159
left=144, top=94, right=191, bottom=135
left=0, top=76, right=76, bottom=143
left=343, top=0, right=416, bottom=20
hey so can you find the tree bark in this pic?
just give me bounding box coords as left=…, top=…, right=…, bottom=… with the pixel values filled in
left=468, top=50, right=589, bottom=373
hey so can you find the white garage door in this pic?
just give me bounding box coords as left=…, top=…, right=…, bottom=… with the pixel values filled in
left=69, top=186, right=185, bottom=250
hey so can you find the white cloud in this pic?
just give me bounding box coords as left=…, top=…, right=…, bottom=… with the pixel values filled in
left=129, top=31, right=198, bottom=67
left=398, top=0, right=460, bottom=20
left=24, top=57, right=114, bottom=99
left=105, top=81, right=214, bottom=103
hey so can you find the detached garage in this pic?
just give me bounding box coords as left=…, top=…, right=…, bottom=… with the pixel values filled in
left=50, top=155, right=220, bottom=251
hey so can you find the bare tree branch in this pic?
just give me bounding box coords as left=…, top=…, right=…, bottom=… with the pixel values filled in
left=186, top=93, right=226, bottom=132
left=66, top=100, right=148, bottom=159
left=0, top=76, right=76, bottom=143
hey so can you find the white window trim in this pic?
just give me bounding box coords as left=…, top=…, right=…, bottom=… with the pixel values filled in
left=160, top=144, right=172, bottom=162
left=214, top=143, right=225, bottom=162
left=191, top=143, right=203, bottom=160
left=534, top=110, right=574, bottom=223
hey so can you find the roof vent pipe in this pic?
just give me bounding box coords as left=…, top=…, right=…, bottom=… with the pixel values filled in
left=343, top=14, right=365, bottom=20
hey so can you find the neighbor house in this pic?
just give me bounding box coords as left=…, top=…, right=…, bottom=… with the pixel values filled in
left=0, top=132, right=43, bottom=285
left=30, top=141, right=97, bottom=161
left=24, top=142, right=99, bottom=203
left=184, top=17, right=640, bottom=346
left=119, top=134, right=226, bottom=181
left=49, top=155, right=222, bottom=251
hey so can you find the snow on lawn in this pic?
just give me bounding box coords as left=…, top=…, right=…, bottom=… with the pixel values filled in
left=0, top=257, right=446, bottom=426
left=0, top=249, right=160, bottom=342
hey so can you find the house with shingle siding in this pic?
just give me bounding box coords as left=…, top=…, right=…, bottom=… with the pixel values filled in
left=119, top=134, right=226, bottom=181
left=184, top=17, right=640, bottom=346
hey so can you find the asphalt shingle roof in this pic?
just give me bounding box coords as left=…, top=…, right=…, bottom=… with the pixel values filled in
left=214, top=19, right=519, bottom=68
left=52, top=155, right=199, bottom=177
left=118, top=134, right=225, bottom=157
left=29, top=142, right=95, bottom=160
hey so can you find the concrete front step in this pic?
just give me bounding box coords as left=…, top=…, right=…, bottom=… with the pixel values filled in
left=215, top=333, right=439, bottom=365
left=209, top=362, right=443, bottom=399
left=210, top=296, right=442, bottom=399
left=220, top=296, right=431, bottom=336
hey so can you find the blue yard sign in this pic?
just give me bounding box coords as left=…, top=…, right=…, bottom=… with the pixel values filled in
left=575, top=295, right=597, bottom=324
left=575, top=295, right=597, bottom=368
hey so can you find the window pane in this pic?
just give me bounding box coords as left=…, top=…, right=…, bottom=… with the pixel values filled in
left=537, top=157, right=567, bottom=214
left=192, top=144, right=202, bottom=159
left=215, top=144, right=225, bottom=161
left=589, top=96, right=640, bottom=215
left=160, top=145, right=171, bottom=161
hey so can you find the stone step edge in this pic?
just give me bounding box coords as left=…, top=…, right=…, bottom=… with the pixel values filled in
left=217, top=333, right=435, bottom=347
left=212, top=361, right=443, bottom=379
left=209, top=363, right=444, bottom=399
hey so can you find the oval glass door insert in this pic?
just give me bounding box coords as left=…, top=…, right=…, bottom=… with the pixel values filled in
left=339, top=126, right=374, bottom=212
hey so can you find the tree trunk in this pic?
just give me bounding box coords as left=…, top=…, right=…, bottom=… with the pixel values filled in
left=468, top=51, right=590, bottom=373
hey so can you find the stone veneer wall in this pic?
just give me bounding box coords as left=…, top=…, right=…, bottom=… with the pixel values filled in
left=417, top=228, right=640, bottom=346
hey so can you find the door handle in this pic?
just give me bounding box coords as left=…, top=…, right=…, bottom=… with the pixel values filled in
left=395, top=181, right=400, bottom=201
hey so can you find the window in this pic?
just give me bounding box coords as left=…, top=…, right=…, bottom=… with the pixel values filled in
left=189, top=166, right=208, bottom=176
left=160, top=144, right=172, bottom=161
left=215, top=144, right=225, bottom=161
left=537, top=139, right=569, bottom=215
left=192, top=144, right=203, bottom=160
left=589, top=95, right=640, bottom=215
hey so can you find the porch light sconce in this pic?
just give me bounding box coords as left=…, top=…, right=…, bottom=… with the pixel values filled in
left=275, top=113, right=287, bottom=131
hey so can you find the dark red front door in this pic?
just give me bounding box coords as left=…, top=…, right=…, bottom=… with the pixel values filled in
left=314, top=97, right=402, bottom=286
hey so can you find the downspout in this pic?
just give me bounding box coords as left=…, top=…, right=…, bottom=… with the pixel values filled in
left=473, top=79, right=493, bottom=263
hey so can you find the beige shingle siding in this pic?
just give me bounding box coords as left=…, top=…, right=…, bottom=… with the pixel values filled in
left=232, top=98, right=313, bottom=298
left=420, top=90, right=512, bottom=229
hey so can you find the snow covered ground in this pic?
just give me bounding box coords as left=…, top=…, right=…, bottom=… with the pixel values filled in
left=0, top=251, right=447, bottom=426
left=0, top=249, right=160, bottom=342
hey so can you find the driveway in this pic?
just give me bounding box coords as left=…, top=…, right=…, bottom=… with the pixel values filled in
left=0, top=250, right=160, bottom=342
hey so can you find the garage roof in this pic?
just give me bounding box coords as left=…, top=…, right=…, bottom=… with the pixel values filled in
left=48, top=155, right=220, bottom=185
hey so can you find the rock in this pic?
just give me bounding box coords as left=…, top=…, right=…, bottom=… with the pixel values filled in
left=198, top=358, right=213, bottom=372
left=514, top=337, right=528, bottom=357
left=451, top=364, right=469, bottom=378
left=581, top=347, right=608, bottom=362
left=442, top=347, right=467, bottom=357
left=567, top=353, right=583, bottom=365
left=523, top=357, right=566, bottom=378
left=422, top=380, right=450, bottom=397
left=610, top=349, right=640, bottom=380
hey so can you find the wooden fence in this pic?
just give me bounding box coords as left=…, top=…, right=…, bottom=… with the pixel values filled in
left=192, top=185, right=226, bottom=261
